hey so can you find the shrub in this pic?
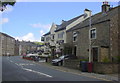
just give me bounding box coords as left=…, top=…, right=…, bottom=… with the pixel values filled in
left=114, top=56, right=120, bottom=62
left=116, top=56, right=120, bottom=62
left=80, top=59, right=89, bottom=62
left=103, top=57, right=110, bottom=63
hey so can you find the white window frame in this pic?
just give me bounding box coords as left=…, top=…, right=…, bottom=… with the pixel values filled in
left=46, top=36, right=50, bottom=41
left=89, top=28, right=96, bottom=39
left=73, top=32, right=78, bottom=42
left=58, top=32, right=64, bottom=39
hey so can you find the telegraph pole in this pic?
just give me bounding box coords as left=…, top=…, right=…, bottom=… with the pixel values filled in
left=89, top=10, right=92, bottom=62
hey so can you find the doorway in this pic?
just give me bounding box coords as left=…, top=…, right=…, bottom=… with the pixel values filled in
left=92, top=47, right=99, bottom=62
left=74, top=46, right=77, bottom=56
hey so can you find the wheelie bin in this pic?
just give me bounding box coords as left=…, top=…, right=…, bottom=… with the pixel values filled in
left=80, top=61, right=88, bottom=72
left=87, top=62, right=93, bottom=72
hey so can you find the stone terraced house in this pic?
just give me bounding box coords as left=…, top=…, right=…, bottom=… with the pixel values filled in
left=19, top=41, right=38, bottom=55
left=66, top=2, right=120, bottom=62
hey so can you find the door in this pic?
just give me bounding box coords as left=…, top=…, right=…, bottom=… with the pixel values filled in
left=74, top=46, right=77, bottom=56
left=92, top=47, right=98, bottom=62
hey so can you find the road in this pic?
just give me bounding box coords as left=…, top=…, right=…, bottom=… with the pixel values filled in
left=2, top=56, right=109, bottom=82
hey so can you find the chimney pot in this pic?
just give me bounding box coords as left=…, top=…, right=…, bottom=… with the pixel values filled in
left=102, top=1, right=110, bottom=13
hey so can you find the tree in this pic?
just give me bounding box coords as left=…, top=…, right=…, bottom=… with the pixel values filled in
left=0, top=0, right=16, bottom=11
left=34, top=42, right=44, bottom=45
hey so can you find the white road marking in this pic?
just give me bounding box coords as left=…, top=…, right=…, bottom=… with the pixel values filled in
left=13, top=62, right=52, bottom=78
left=19, top=63, right=34, bottom=66
left=38, top=60, right=45, bottom=62
left=22, top=68, right=52, bottom=78
left=10, top=60, right=13, bottom=63
left=15, top=63, right=20, bottom=66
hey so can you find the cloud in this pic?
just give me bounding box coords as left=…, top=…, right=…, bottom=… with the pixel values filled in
left=15, top=33, right=40, bottom=42
left=0, top=18, right=9, bottom=24
left=30, top=23, right=51, bottom=29
left=40, top=30, right=45, bottom=36
left=22, top=33, right=34, bottom=41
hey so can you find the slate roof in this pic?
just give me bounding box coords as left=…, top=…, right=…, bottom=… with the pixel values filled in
left=0, top=32, right=15, bottom=39
left=19, top=41, right=38, bottom=46
left=55, top=14, right=84, bottom=32
left=66, top=6, right=119, bottom=32
left=43, top=32, right=50, bottom=36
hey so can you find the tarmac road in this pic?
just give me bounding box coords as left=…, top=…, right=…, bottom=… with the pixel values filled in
left=2, top=56, right=111, bottom=82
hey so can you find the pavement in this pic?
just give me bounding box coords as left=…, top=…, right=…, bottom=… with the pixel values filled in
left=35, top=60, right=119, bottom=82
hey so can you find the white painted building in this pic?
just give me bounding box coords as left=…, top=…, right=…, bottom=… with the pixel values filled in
left=41, top=9, right=92, bottom=56
left=42, top=23, right=57, bottom=54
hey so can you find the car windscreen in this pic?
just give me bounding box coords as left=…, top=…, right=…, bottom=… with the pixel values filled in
left=59, top=56, right=64, bottom=59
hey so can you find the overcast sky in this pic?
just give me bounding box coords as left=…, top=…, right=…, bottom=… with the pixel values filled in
left=0, top=1, right=118, bottom=42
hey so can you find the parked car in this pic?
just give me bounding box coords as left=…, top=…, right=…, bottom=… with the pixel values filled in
left=26, top=53, right=40, bottom=61
left=51, top=55, right=69, bottom=66
left=30, top=56, right=40, bottom=61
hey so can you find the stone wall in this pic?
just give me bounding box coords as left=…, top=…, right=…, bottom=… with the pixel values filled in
left=6, top=37, right=15, bottom=56
left=118, top=6, right=120, bottom=76
left=67, top=20, right=110, bottom=61
left=75, top=28, right=89, bottom=59
left=66, top=31, right=73, bottom=45
left=63, top=59, right=119, bottom=74
left=93, top=62, right=119, bottom=74
left=100, top=47, right=109, bottom=62
left=63, top=59, right=80, bottom=69
left=14, top=40, right=19, bottom=56
left=109, top=7, right=119, bottom=61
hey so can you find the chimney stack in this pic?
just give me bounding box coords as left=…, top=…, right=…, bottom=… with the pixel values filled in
left=102, top=1, right=110, bottom=13
left=61, top=20, right=66, bottom=24
left=84, top=9, right=92, bottom=18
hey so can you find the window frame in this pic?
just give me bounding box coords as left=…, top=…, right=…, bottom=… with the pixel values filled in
left=58, top=32, right=64, bottom=39
left=73, top=32, right=78, bottom=42
left=90, top=28, right=96, bottom=39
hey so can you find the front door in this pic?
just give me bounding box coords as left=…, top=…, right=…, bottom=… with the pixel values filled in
left=74, top=46, right=77, bottom=56
left=92, top=47, right=98, bottom=62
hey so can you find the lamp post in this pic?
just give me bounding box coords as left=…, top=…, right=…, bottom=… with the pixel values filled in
left=89, top=10, right=92, bottom=62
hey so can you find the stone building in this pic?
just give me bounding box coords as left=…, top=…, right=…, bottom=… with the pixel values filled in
left=0, top=32, right=15, bottom=56
left=14, top=40, right=20, bottom=56
left=54, top=9, right=91, bottom=56
left=19, top=41, right=38, bottom=55
left=66, top=2, right=120, bottom=62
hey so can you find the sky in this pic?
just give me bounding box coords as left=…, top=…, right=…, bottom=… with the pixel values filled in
left=0, top=1, right=118, bottom=42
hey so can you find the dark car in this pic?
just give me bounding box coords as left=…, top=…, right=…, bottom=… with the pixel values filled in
left=51, top=55, right=69, bottom=66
